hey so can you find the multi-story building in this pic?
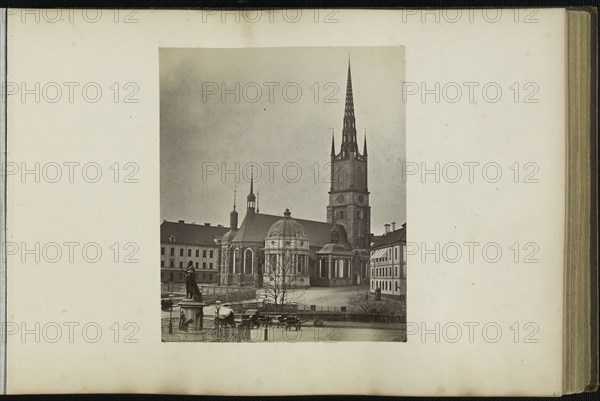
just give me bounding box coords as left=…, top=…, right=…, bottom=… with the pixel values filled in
left=160, top=220, right=229, bottom=285
left=369, top=222, right=407, bottom=300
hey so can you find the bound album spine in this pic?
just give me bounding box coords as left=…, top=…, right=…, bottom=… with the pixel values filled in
left=0, top=7, right=7, bottom=396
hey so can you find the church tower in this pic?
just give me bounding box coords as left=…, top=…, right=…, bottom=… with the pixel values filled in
left=327, top=59, right=370, bottom=249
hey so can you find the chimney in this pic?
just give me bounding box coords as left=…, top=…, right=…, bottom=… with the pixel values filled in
left=217, top=224, right=223, bottom=227
left=204, top=223, right=210, bottom=226
left=384, top=224, right=390, bottom=234
left=178, top=220, right=185, bottom=223
left=391, top=222, right=396, bottom=231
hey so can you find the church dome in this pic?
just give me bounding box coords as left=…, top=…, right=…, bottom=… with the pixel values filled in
left=267, top=209, right=305, bottom=238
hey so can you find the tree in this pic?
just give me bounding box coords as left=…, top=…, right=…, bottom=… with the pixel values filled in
left=347, top=291, right=405, bottom=317
left=262, top=246, right=306, bottom=313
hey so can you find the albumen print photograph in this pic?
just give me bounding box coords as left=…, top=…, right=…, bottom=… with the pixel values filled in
left=160, top=46, right=406, bottom=342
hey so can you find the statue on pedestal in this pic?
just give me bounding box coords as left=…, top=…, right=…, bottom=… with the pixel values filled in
left=182, top=261, right=203, bottom=301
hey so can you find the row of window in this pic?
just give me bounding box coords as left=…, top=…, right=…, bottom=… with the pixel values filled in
left=161, top=260, right=214, bottom=269
left=372, top=280, right=400, bottom=292
left=373, top=266, right=398, bottom=278
left=161, top=247, right=214, bottom=258
left=371, top=265, right=407, bottom=279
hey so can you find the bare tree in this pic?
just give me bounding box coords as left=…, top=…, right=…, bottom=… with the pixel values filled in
left=347, top=291, right=405, bottom=316
left=262, top=247, right=306, bottom=313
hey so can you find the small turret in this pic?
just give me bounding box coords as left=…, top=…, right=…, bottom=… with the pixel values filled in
left=247, top=168, right=256, bottom=214
left=229, top=186, right=238, bottom=230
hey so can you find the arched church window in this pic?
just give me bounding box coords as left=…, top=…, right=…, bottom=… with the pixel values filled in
left=244, top=248, right=253, bottom=274
left=233, top=248, right=240, bottom=274
left=340, top=210, right=344, bottom=219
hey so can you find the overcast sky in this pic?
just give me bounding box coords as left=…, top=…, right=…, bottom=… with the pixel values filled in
left=160, top=46, right=405, bottom=235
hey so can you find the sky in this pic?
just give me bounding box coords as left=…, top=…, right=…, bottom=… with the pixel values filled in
left=160, top=46, right=406, bottom=235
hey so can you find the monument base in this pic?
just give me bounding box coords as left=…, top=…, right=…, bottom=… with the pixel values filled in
left=178, top=299, right=206, bottom=331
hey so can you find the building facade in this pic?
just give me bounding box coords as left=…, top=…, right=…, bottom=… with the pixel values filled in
left=369, top=222, right=407, bottom=300
left=160, top=220, right=229, bottom=285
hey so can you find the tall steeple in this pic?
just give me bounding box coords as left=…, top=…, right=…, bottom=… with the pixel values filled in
left=247, top=167, right=256, bottom=214
left=230, top=185, right=238, bottom=230
left=340, top=58, right=359, bottom=158
left=327, top=57, right=370, bottom=250
left=331, top=133, right=335, bottom=156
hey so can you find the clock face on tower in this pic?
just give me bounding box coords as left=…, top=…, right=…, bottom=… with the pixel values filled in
left=336, top=194, right=345, bottom=203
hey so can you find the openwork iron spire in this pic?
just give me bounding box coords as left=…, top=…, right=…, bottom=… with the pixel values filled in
left=340, top=59, right=359, bottom=158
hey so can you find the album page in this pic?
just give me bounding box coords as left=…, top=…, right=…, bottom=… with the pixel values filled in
left=5, top=8, right=565, bottom=395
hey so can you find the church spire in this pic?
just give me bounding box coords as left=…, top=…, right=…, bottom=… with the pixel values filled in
left=230, top=185, right=238, bottom=230
left=331, top=133, right=335, bottom=156
left=247, top=167, right=256, bottom=213
left=363, top=129, right=368, bottom=156
left=341, top=58, right=358, bottom=158
left=233, top=185, right=237, bottom=210
left=249, top=168, right=254, bottom=197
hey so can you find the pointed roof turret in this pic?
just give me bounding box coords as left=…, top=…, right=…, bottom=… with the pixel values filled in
left=229, top=185, right=238, bottom=230
left=363, top=129, right=368, bottom=156
left=247, top=168, right=255, bottom=202
left=233, top=185, right=237, bottom=211
left=246, top=167, right=256, bottom=214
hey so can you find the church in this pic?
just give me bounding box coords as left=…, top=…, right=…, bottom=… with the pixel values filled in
left=216, top=60, right=372, bottom=288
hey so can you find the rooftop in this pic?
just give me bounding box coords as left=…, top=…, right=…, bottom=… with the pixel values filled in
left=371, top=223, right=406, bottom=248
left=160, top=220, right=229, bottom=245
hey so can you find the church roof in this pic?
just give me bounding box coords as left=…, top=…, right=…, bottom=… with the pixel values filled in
left=222, top=229, right=238, bottom=242
left=231, top=212, right=337, bottom=248
left=316, top=243, right=353, bottom=256
left=316, top=223, right=353, bottom=255
left=161, top=220, right=229, bottom=245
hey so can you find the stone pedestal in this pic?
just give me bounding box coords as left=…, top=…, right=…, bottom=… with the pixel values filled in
left=178, top=299, right=206, bottom=331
